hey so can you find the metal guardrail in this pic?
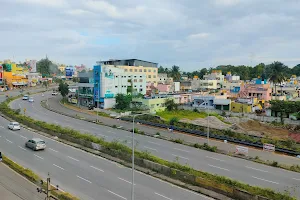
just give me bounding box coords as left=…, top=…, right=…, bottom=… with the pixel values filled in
left=121, top=118, right=300, bottom=156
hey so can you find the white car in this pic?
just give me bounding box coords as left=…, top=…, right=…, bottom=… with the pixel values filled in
left=8, top=122, right=21, bottom=130
left=22, top=95, right=29, bottom=100
left=52, top=91, right=58, bottom=95
left=297, top=155, right=300, bottom=159
left=28, top=97, right=34, bottom=102
left=25, top=138, right=46, bottom=151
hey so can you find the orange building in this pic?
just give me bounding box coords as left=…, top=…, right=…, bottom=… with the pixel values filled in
left=2, top=71, right=28, bottom=89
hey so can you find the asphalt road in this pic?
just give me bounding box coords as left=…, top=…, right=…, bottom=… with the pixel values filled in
left=0, top=96, right=212, bottom=199
left=0, top=162, right=44, bottom=200
left=9, top=92, right=300, bottom=198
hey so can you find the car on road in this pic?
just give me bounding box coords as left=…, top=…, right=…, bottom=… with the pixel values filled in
left=25, top=138, right=46, bottom=151
left=28, top=97, right=34, bottom=103
left=52, top=91, right=58, bottom=95
left=22, top=95, right=29, bottom=100
left=8, top=122, right=21, bottom=130
left=297, top=155, right=300, bottom=159
left=0, top=152, right=2, bottom=162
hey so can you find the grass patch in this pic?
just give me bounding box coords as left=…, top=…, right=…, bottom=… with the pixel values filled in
left=157, top=110, right=207, bottom=121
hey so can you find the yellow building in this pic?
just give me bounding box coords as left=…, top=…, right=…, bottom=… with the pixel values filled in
left=59, top=64, right=66, bottom=72
left=132, top=97, right=178, bottom=113
left=231, top=98, right=262, bottom=113
left=3, top=71, right=28, bottom=89
left=98, top=59, right=158, bottom=86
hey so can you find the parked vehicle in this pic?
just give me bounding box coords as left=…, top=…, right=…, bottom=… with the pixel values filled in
left=88, top=104, right=94, bottom=110
left=22, top=95, right=29, bottom=100
left=52, top=91, right=58, bottom=95
left=25, top=138, right=46, bottom=151
left=8, top=122, right=21, bottom=130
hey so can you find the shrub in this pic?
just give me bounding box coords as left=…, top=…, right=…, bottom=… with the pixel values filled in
left=193, top=143, right=217, bottom=152
left=171, top=138, right=183, bottom=144
left=169, top=117, right=179, bottom=125
left=112, top=125, right=117, bottom=128
left=271, top=161, right=278, bottom=167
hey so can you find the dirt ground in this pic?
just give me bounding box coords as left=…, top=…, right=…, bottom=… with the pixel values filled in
left=181, top=116, right=295, bottom=141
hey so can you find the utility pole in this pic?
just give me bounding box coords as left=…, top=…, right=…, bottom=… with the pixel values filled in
left=37, top=173, right=59, bottom=200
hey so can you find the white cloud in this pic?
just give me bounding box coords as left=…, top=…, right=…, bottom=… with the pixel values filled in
left=187, top=33, right=210, bottom=39
left=213, top=0, right=240, bottom=6
left=65, top=9, right=91, bottom=15
left=15, top=0, right=67, bottom=7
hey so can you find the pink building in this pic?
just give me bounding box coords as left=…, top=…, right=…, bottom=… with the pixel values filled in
left=238, top=84, right=272, bottom=101
left=157, top=84, right=172, bottom=94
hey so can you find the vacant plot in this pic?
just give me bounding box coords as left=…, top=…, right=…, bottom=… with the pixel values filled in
left=157, top=110, right=208, bottom=121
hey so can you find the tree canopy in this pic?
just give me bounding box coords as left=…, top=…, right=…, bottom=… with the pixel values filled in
left=115, top=93, right=132, bottom=110
left=58, top=81, right=69, bottom=97
left=159, top=61, right=300, bottom=81
left=37, top=57, right=59, bottom=77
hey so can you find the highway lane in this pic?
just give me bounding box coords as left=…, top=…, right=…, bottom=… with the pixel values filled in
left=10, top=92, right=300, bottom=197
left=0, top=115, right=211, bottom=200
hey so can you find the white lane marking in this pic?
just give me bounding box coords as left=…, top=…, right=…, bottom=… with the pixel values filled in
left=49, top=148, right=58, bottom=153
left=76, top=175, right=92, bottom=184
left=208, top=164, right=229, bottom=171
left=6, top=139, right=13, bottom=143
left=34, top=154, right=44, bottom=160
left=53, top=164, right=65, bottom=170
left=18, top=146, right=27, bottom=151
left=172, top=154, right=189, bottom=160
left=206, top=156, right=225, bottom=162
left=144, top=146, right=158, bottom=151
left=252, top=176, right=279, bottom=184
left=148, top=141, right=161, bottom=145
left=20, top=135, right=27, bottom=139
left=90, top=166, right=104, bottom=172
left=173, top=147, right=189, bottom=153
left=118, top=177, right=135, bottom=185
left=155, top=192, right=173, bottom=200
left=107, top=190, right=127, bottom=200
left=245, top=166, right=268, bottom=173
left=293, top=178, right=300, bottom=181
left=67, top=156, right=79, bottom=162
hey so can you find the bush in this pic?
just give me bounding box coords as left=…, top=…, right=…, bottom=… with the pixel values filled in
left=169, top=117, right=179, bottom=125
left=271, top=161, right=278, bottom=167
left=194, top=143, right=217, bottom=152
left=171, top=138, right=183, bottom=144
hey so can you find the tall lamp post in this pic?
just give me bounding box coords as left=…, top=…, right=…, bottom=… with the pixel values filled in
left=207, top=99, right=210, bottom=145
left=131, top=113, right=147, bottom=200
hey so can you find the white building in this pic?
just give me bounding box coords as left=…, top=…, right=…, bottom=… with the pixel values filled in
left=158, top=73, right=173, bottom=84
left=203, top=70, right=224, bottom=89
left=93, top=65, right=146, bottom=109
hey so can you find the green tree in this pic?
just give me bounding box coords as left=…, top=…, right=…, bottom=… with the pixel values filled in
left=158, top=66, right=165, bottom=73
left=170, top=65, right=181, bottom=81
left=115, top=93, right=132, bottom=110
left=72, top=77, right=79, bottom=82
left=58, top=82, right=69, bottom=98
left=267, top=62, right=287, bottom=95
left=165, top=98, right=178, bottom=111
left=37, top=56, right=59, bottom=77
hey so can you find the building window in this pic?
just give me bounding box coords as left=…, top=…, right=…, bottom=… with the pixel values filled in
left=139, top=69, right=142, bottom=72
left=139, top=79, right=143, bottom=82
left=140, top=85, right=142, bottom=87
left=115, top=75, right=118, bottom=78
left=125, top=69, right=128, bottom=72
left=130, top=69, right=133, bottom=72
left=128, top=76, right=131, bottom=78
left=148, top=69, right=151, bottom=72
left=153, top=69, right=156, bottom=72
left=148, top=75, right=151, bottom=78
left=124, top=76, right=126, bottom=78
left=134, top=69, right=137, bottom=72
left=144, top=69, right=146, bottom=72
left=153, top=75, right=156, bottom=78
left=115, top=86, right=118, bottom=88
left=134, top=76, right=137, bottom=78
left=134, top=85, right=137, bottom=87
left=140, top=76, right=142, bottom=78
left=134, top=79, right=137, bottom=82
left=140, top=88, right=143, bottom=92
left=154, top=81, right=156, bottom=83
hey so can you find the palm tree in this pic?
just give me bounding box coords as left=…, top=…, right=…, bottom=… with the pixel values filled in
left=170, top=65, right=181, bottom=81
left=269, top=64, right=286, bottom=95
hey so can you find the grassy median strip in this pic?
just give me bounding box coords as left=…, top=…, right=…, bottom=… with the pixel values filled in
left=2, top=155, right=79, bottom=200
left=0, top=97, right=296, bottom=200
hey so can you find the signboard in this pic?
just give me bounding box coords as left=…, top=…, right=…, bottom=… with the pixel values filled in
left=235, top=145, right=248, bottom=156
left=0, top=65, right=2, bottom=84
left=29, top=60, right=37, bottom=73
left=65, top=67, right=74, bottom=77
left=263, top=143, right=275, bottom=152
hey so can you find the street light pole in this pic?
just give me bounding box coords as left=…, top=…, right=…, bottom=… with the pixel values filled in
left=131, top=113, right=146, bottom=200
left=207, top=101, right=210, bottom=145
left=131, top=115, right=136, bottom=200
